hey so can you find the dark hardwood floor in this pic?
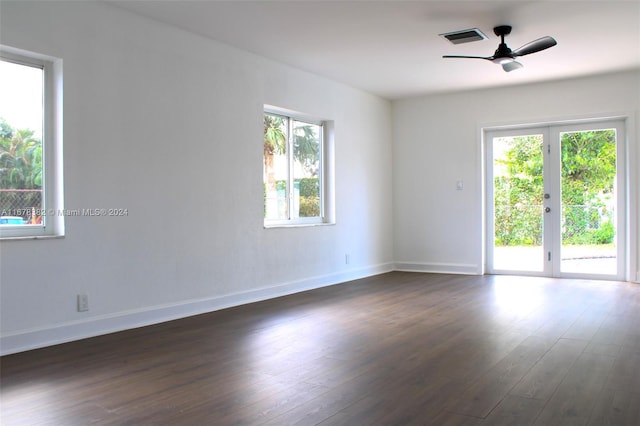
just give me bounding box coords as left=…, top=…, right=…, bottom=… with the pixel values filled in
left=2, top=272, right=640, bottom=425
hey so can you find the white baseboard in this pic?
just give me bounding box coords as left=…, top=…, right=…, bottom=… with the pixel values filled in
left=0, top=262, right=394, bottom=356
left=394, top=261, right=480, bottom=275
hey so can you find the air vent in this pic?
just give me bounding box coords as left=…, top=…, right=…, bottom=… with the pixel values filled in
left=440, top=28, right=487, bottom=44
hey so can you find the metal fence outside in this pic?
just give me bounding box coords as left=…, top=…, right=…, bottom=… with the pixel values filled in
left=0, top=189, right=43, bottom=223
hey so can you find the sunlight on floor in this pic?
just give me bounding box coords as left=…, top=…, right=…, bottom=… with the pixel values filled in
left=492, top=278, right=545, bottom=315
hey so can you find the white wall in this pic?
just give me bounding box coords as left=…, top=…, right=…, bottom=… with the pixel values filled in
left=0, top=1, right=394, bottom=354
left=392, top=70, right=640, bottom=278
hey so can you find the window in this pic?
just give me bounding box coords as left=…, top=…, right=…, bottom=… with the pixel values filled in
left=263, top=107, right=333, bottom=226
left=0, top=46, right=63, bottom=239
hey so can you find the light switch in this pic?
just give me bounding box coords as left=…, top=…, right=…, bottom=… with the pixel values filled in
left=456, top=180, right=464, bottom=190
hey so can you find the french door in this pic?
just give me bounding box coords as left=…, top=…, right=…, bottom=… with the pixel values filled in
left=485, top=120, right=626, bottom=280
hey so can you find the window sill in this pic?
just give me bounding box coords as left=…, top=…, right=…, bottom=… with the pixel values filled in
left=263, top=222, right=335, bottom=229
left=0, top=234, right=64, bottom=241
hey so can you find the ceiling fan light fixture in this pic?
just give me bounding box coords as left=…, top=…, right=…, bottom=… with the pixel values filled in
left=502, top=61, right=524, bottom=72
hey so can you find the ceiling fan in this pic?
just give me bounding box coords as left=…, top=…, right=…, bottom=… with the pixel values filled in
left=443, top=25, right=557, bottom=72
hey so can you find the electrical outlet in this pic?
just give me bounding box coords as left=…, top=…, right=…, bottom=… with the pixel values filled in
left=77, top=294, right=89, bottom=312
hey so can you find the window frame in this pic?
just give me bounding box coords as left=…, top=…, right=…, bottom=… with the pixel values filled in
left=0, top=46, right=64, bottom=239
left=263, top=106, right=334, bottom=228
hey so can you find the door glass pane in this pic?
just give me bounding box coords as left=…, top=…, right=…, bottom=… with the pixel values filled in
left=560, top=129, right=617, bottom=275
left=493, top=135, right=544, bottom=271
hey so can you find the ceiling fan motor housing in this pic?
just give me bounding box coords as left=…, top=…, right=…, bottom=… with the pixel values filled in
left=493, top=44, right=514, bottom=62
left=492, top=26, right=515, bottom=63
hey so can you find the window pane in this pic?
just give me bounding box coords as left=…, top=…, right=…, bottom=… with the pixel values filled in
left=263, top=113, right=288, bottom=220
left=292, top=120, right=321, bottom=218
left=0, top=59, right=44, bottom=226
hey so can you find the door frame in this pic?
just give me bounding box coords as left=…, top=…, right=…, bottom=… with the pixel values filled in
left=483, top=118, right=628, bottom=281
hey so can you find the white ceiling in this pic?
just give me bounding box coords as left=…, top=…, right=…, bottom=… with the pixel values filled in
left=108, top=0, right=640, bottom=100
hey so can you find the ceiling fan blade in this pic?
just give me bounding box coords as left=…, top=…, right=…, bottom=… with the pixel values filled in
left=512, top=36, right=557, bottom=56
left=502, top=61, right=523, bottom=72
left=442, top=55, right=491, bottom=60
